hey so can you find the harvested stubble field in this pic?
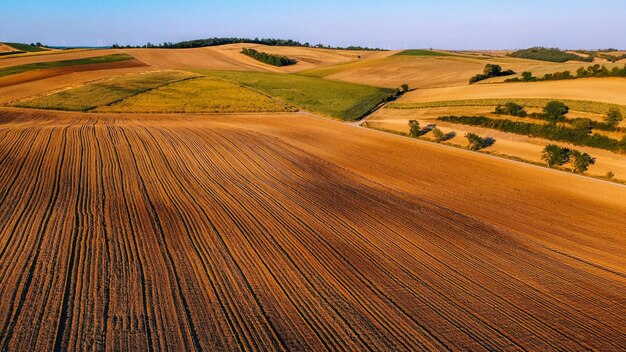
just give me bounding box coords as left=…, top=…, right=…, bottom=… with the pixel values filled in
left=98, top=77, right=294, bottom=113
left=0, top=54, right=135, bottom=78
left=0, top=109, right=625, bottom=351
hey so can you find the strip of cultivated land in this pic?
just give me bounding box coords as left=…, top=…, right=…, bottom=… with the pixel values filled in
left=0, top=109, right=624, bottom=350
left=14, top=71, right=198, bottom=111
left=390, top=98, right=626, bottom=116
left=97, top=77, right=294, bottom=113
left=204, top=70, right=393, bottom=120
left=0, top=53, right=135, bottom=77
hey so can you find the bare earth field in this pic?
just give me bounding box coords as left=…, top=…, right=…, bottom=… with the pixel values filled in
left=0, top=109, right=624, bottom=351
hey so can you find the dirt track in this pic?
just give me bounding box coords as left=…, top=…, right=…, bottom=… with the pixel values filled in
left=0, top=109, right=624, bottom=351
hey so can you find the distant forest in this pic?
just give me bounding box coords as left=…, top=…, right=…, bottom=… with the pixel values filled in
left=110, top=37, right=385, bottom=51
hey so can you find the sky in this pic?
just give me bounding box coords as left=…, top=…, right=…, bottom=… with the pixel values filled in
left=1, top=0, right=625, bottom=49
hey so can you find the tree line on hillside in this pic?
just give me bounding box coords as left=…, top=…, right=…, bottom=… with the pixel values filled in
left=505, top=63, right=626, bottom=83
left=469, top=64, right=516, bottom=84
left=509, top=47, right=594, bottom=63
left=493, top=101, right=624, bottom=132
left=241, top=48, right=297, bottom=67
left=111, top=37, right=385, bottom=51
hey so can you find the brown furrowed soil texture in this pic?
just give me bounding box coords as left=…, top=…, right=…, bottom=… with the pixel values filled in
left=0, top=110, right=624, bottom=351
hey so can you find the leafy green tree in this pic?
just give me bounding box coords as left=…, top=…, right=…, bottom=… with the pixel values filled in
left=605, top=108, right=623, bottom=128
left=570, top=150, right=596, bottom=173
left=571, top=118, right=593, bottom=134
left=431, top=128, right=445, bottom=142
left=465, top=133, right=486, bottom=150
left=543, top=101, right=569, bottom=124
left=542, top=144, right=570, bottom=167
left=401, top=84, right=409, bottom=92
left=408, top=120, right=421, bottom=138
left=521, top=71, right=534, bottom=81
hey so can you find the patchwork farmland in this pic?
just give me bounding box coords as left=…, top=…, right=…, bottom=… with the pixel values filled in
left=0, top=42, right=625, bottom=351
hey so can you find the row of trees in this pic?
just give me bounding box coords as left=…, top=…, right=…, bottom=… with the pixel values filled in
left=505, top=64, right=626, bottom=83
left=509, top=47, right=594, bottom=63
left=469, top=64, right=516, bottom=84
left=491, top=100, right=624, bottom=132
left=240, top=48, right=296, bottom=67
left=542, top=145, right=596, bottom=173
left=438, top=114, right=626, bottom=152
left=111, top=37, right=385, bottom=51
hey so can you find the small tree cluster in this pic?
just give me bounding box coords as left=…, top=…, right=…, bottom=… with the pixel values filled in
left=494, top=102, right=527, bottom=117
left=605, top=108, right=623, bottom=128
left=469, top=64, right=516, bottom=84
left=543, top=101, right=569, bottom=124
left=541, top=144, right=596, bottom=173
left=464, top=133, right=493, bottom=150
left=241, top=48, right=296, bottom=67
left=408, top=120, right=422, bottom=138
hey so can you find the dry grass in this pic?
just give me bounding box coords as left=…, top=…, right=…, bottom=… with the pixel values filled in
left=98, top=77, right=293, bottom=113
left=399, top=78, right=626, bottom=105
left=0, top=109, right=624, bottom=350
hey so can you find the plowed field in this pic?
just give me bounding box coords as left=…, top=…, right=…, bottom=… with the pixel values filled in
left=0, top=109, right=624, bottom=351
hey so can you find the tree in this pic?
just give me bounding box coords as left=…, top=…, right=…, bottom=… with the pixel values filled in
left=521, top=71, right=534, bottom=81
left=571, top=118, right=593, bottom=134
left=543, top=101, right=569, bottom=124
left=408, top=120, right=421, bottom=138
left=493, top=102, right=526, bottom=117
left=605, top=108, right=623, bottom=128
left=431, top=128, right=445, bottom=142
left=400, top=84, right=409, bottom=93
left=465, top=132, right=487, bottom=150
left=542, top=144, right=570, bottom=167
left=570, top=150, right=596, bottom=173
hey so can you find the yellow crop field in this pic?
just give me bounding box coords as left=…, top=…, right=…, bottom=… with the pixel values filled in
left=98, top=77, right=294, bottom=113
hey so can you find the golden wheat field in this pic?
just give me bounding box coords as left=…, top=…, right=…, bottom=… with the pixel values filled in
left=97, top=77, right=293, bottom=113
left=0, top=42, right=625, bottom=351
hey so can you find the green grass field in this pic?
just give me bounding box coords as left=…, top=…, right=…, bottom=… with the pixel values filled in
left=15, top=71, right=198, bottom=111
left=2, top=42, right=48, bottom=53
left=98, top=77, right=294, bottom=113
left=203, top=71, right=393, bottom=120
left=0, top=53, right=135, bottom=78
left=390, top=98, right=626, bottom=116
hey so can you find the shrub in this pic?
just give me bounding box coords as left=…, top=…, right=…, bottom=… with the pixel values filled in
left=431, top=128, right=445, bottom=142
left=606, top=171, right=615, bottom=179
left=570, top=150, right=596, bottom=173
left=494, top=102, right=527, bottom=117
left=401, top=84, right=409, bottom=92
left=408, top=120, right=421, bottom=138
left=469, top=64, right=516, bottom=84
left=605, top=108, right=623, bottom=128
left=464, top=133, right=494, bottom=150
left=571, top=118, right=593, bottom=134
left=543, top=101, right=569, bottom=123
left=542, top=144, right=570, bottom=167
left=241, top=48, right=296, bottom=67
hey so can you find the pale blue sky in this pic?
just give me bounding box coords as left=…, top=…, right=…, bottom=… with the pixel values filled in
left=1, top=0, right=625, bottom=49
